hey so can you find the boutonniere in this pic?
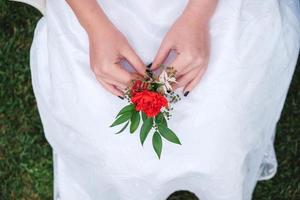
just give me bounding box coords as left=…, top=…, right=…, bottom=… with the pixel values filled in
left=110, top=65, right=181, bottom=159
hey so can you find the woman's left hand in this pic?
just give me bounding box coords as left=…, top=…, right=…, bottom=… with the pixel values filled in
left=151, top=0, right=218, bottom=96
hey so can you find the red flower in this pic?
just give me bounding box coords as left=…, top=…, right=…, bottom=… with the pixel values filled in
left=131, top=90, right=168, bottom=117
left=131, top=80, right=149, bottom=96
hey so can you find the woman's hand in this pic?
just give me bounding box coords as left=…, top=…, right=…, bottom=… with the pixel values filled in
left=66, top=0, right=145, bottom=97
left=88, top=24, right=145, bottom=97
left=151, top=0, right=218, bottom=96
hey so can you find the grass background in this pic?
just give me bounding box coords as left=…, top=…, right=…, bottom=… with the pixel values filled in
left=0, top=1, right=299, bottom=200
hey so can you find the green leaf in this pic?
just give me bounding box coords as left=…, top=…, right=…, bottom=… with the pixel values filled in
left=141, top=111, right=147, bottom=122
left=115, top=104, right=135, bottom=118
left=130, top=111, right=140, bottom=133
left=140, top=117, right=153, bottom=146
left=157, top=124, right=181, bottom=145
left=150, top=82, right=164, bottom=91
left=115, top=121, right=129, bottom=134
left=152, top=131, right=162, bottom=159
left=155, top=112, right=168, bottom=127
left=110, top=112, right=132, bottom=127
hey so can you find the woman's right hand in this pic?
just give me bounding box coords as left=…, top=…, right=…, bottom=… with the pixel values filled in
left=88, top=24, right=145, bottom=97
left=66, top=0, right=146, bottom=97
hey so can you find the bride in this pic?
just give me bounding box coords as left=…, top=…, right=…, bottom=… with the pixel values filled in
left=28, top=0, right=300, bottom=199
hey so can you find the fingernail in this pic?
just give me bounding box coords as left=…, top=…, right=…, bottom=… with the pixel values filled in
left=118, top=96, right=124, bottom=100
left=183, top=91, right=190, bottom=97
left=146, top=62, right=152, bottom=68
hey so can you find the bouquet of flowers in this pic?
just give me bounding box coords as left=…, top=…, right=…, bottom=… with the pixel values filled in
left=110, top=65, right=182, bottom=159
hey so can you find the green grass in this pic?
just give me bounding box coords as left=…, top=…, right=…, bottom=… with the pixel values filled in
left=0, top=1, right=299, bottom=200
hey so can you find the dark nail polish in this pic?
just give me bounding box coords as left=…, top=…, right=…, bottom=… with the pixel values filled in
left=146, top=62, right=152, bottom=68
left=184, top=91, right=190, bottom=97
left=118, top=96, right=124, bottom=100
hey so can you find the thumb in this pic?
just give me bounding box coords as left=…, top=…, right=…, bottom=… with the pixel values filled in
left=122, top=46, right=146, bottom=75
left=151, top=42, right=172, bottom=70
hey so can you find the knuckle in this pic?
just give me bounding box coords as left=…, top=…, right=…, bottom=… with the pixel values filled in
left=194, top=56, right=204, bottom=66
left=100, top=66, right=110, bottom=75
left=184, top=54, right=194, bottom=63
left=185, top=52, right=199, bottom=63
left=186, top=49, right=206, bottom=65
left=92, top=65, right=110, bottom=76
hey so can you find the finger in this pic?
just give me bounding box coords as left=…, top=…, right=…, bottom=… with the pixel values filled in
left=151, top=42, right=172, bottom=70
left=183, top=66, right=207, bottom=94
left=109, top=65, right=145, bottom=88
left=178, top=62, right=197, bottom=77
left=100, top=76, right=128, bottom=91
left=96, top=76, right=124, bottom=97
left=122, top=46, right=146, bottom=75
left=102, top=72, right=144, bottom=90
left=169, top=55, right=192, bottom=77
left=131, top=72, right=144, bottom=80
left=93, top=63, right=132, bottom=85
left=179, top=55, right=207, bottom=76
left=95, top=64, right=142, bottom=88
left=108, top=64, right=135, bottom=85
left=173, top=67, right=202, bottom=90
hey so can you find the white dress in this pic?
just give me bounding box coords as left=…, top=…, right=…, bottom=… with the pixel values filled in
left=29, top=0, right=300, bottom=199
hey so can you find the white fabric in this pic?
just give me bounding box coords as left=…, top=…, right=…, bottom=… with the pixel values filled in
left=29, top=0, right=300, bottom=199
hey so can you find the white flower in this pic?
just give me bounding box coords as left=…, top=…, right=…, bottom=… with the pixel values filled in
left=159, top=70, right=177, bottom=93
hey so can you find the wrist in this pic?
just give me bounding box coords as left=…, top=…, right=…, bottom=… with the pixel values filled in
left=68, top=1, right=114, bottom=37
left=85, top=18, right=113, bottom=38
left=84, top=16, right=119, bottom=42
left=80, top=10, right=111, bottom=35
left=184, top=0, right=218, bottom=24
